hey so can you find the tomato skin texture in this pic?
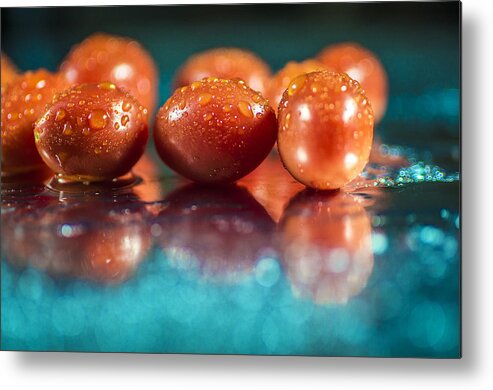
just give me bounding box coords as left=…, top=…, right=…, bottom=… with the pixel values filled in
left=317, top=42, right=388, bottom=122
left=278, top=190, right=374, bottom=304
left=34, top=82, right=149, bottom=182
left=154, top=77, right=278, bottom=184
left=1, top=69, right=69, bottom=176
left=267, top=59, right=326, bottom=112
left=1, top=54, right=19, bottom=88
left=174, top=48, right=271, bottom=95
left=277, top=71, right=374, bottom=190
left=60, top=33, right=158, bottom=114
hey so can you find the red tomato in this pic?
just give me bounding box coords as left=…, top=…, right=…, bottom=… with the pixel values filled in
left=278, top=190, right=374, bottom=305
left=318, top=43, right=388, bottom=122
left=277, top=71, right=374, bottom=190
left=1, top=69, right=68, bottom=178
left=34, top=82, right=149, bottom=182
left=174, top=48, right=271, bottom=95
left=154, top=77, right=277, bottom=184
left=60, top=33, right=158, bottom=113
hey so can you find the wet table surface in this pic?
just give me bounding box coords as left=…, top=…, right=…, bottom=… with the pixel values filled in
left=1, top=143, right=460, bottom=357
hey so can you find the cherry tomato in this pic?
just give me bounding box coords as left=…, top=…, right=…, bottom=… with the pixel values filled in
left=156, top=183, right=275, bottom=283
left=318, top=42, right=388, bottom=122
left=174, top=48, right=271, bottom=95
left=1, top=69, right=68, bottom=178
left=154, top=77, right=277, bottom=184
left=1, top=54, right=19, bottom=88
left=277, top=71, right=374, bottom=190
left=60, top=33, right=158, bottom=113
left=278, top=190, right=374, bottom=305
left=34, top=82, right=149, bottom=182
left=266, top=59, right=326, bottom=112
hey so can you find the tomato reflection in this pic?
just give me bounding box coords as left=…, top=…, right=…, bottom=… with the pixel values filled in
left=2, top=199, right=151, bottom=284
left=156, top=183, right=275, bottom=283
left=278, top=190, right=374, bottom=304
left=239, top=155, right=304, bottom=222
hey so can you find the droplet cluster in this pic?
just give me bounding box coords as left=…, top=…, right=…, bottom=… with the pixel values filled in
left=154, top=77, right=277, bottom=183
left=266, top=59, right=326, bottom=111
left=318, top=42, right=388, bottom=122
left=34, top=82, right=149, bottom=182
left=277, top=71, right=374, bottom=190
left=1, top=69, right=69, bottom=176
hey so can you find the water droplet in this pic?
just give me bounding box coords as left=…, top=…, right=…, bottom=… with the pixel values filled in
left=122, top=101, right=132, bottom=112
left=238, top=101, right=253, bottom=118
left=55, top=109, right=66, bottom=122
left=203, top=112, right=213, bottom=121
left=114, top=122, right=120, bottom=130
left=88, top=110, right=108, bottom=130
left=98, top=82, right=116, bottom=90
left=341, top=85, right=348, bottom=92
left=62, top=122, right=73, bottom=136
left=82, top=127, right=91, bottom=136
left=198, top=93, right=212, bottom=106
left=222, top=104, right=233, bottom=113
left=190, top=81, right=202, bottom=91
left=78, top=100, right=86, bottom=106
left=178, top=100, right=186, bottom=110
left=288, top=74, right=306, bottom=96
left=36, top=80, right=46, bottom=89
left=121, top=115, right=129, bottom=126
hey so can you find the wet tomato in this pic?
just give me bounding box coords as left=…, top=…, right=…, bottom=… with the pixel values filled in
left=1, top=69, right=68, bottom=178
left=278, top=190, right=374, bottom=305
left=154, top=77, right=277, bottom=184
left=174, top=48, right=271, bottom=95
left=60, top=33, right=158, bottom=113
left=277, top=71, right=374, bottom=190
left=317, top=42, right=388, bottom=122
left=1, top=54, right=19, bottom=88
left=266, top=59, right=326, bottom=112
left=34, top=82, right=149, bottom=182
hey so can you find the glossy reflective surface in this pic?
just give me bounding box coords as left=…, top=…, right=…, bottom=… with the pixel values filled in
left=1, top=143, right=460, bottom=356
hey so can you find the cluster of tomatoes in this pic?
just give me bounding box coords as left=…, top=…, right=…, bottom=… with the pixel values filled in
left=1, top=33, right=387, bottom=190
